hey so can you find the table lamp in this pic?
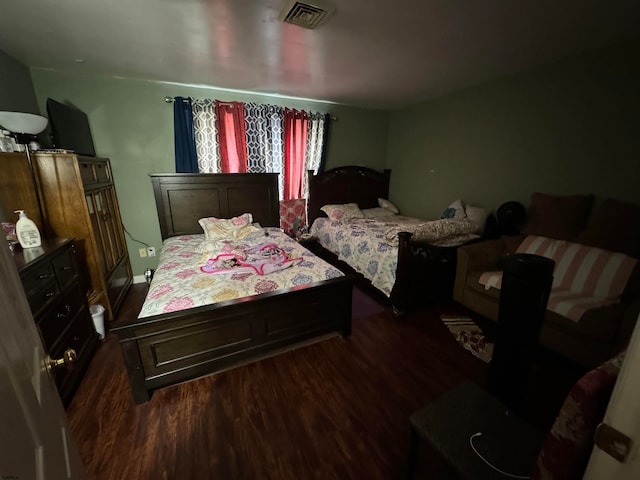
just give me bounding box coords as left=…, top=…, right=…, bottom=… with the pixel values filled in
left=0, top=111, right=49, bottom=234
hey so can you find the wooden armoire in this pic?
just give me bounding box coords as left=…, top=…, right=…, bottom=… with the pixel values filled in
left=0, top=152, right=132, bottom=321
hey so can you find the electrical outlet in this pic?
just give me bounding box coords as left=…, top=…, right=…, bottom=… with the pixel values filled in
left=139, top=247, right=147, bottom=258
left=147, top=247, right=156, bottom=257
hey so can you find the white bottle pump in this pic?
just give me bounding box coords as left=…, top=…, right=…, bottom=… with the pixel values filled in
left=14, top=210, right=42, bottom=249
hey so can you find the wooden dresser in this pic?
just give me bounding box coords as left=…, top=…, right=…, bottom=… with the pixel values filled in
left=0, top=152, right=133, bottom=321
left=14, top=238, right=99, bottom=406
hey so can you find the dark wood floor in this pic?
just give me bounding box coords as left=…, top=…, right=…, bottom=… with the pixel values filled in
left=66, top=284, right=583, bottom=479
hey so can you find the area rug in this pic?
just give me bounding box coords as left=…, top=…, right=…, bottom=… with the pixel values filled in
left=440, top=315, right=494, bottom=363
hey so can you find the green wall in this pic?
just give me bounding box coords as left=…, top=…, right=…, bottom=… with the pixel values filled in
left=0, top=50, right=39, bottom=114
left=386, top=39, right=640, bottom=220
left=30, top=70, right=390, bottom=275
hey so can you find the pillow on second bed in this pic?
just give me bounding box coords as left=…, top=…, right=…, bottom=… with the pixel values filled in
left=362, top=207, right=396, bottom=219
left=378, top=198, right=400, bottom=214
left=321, top=203, right=364, bottom=221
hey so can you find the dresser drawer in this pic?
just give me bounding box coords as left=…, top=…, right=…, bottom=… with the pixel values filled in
left=27, top=279, right=60, bottom=314
left=52, top=245, right=77, bottom=289
left=94, top=161, right=111, bottom=183
left=38, top=283, right=86, bottom=349
left=51, top=308, right=97, bottom=393
left=78, top=160, right=96, bottom=187
left=21, top=262, right=56, bottom=298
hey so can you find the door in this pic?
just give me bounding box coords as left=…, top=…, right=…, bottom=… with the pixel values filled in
left=584, top=313, right=640, bottom=479
left=0, top=244, right=85, bottom=479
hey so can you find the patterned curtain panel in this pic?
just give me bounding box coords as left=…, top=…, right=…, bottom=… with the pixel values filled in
left=303, top=112, right=326, bottom=199
left=192, top=99, right=221, bottom=173
left=244, top=103, right=285, bottom=198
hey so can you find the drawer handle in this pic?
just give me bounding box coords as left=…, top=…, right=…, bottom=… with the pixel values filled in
left=38, top=273, right=51, bottom=280
left=56, top=304, right=72, bottom=319
left=62, top=266, right=72, bottom=271
left=45, top=292, right=55, bottom=298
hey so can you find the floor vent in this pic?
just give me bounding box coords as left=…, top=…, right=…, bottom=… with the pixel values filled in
left=279, top=0, right=335, bottom=30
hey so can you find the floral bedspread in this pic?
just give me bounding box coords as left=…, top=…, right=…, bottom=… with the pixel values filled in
left=310, top=216, right=480, bottom=297
left=138, top=228, right=344, bottom=318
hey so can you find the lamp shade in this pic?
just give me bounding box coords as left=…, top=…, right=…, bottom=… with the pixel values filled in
left=0, top=111, right=48, bottom=135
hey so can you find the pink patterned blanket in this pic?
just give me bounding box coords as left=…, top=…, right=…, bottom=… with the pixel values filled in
left=200, top=242, right=302, bottom=276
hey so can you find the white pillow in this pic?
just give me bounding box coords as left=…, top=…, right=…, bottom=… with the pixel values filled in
left=320, top=203, right=364, bottom=222
left=378, top=198, right=399, bottom=214
left=441, top=199, right=466, bottom=220
left=362, top=207, right=396, bottom=219
left=465, top=205, right=489, bottom=235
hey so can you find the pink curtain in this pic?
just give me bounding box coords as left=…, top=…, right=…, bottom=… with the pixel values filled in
left=283, top=109, right=308, bottom=200
left=214, top=101, right=248, bottom=173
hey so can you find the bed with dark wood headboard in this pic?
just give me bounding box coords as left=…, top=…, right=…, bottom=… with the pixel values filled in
left=308, top=166, right=465, bottom=316
left=113, top=173, right=353, bottom=404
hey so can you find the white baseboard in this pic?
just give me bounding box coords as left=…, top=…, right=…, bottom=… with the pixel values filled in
left=133, top=275, right=147, bottom=284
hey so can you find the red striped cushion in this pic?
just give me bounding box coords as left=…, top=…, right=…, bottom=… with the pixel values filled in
left=547, top=290, right=618, bottom=323
left=477, top=235, right=637, bottom=323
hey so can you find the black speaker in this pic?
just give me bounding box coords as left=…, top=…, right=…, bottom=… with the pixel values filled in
left=488, top=253, right=555, bottom=411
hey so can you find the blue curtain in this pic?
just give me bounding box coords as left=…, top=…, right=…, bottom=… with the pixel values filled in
left=173, top=96, right=198, bottom=173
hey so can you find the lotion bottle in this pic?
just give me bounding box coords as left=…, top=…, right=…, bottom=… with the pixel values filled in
left=14, top=210, right=42, bottom=248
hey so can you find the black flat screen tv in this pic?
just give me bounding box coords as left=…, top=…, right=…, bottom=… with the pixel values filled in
left=46, top=98, right=96, bottom=156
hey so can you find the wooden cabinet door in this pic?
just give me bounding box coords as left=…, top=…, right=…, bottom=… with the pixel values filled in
left=102, top=186, right=127, bottom=260
left=95, top=189, right=120, bottom=274
left=85, top=192, right=110, bottom=276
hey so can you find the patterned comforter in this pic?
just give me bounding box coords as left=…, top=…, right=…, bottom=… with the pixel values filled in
left=138, top=228, right=344, bottom=318
left=310, top=216, right=480, bottom=297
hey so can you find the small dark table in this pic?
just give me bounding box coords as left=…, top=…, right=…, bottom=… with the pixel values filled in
left=407, top=381, right=545, bottom=479
left=296, top=234, right=322, bottom=255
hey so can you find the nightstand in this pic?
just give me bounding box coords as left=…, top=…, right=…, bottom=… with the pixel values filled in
left=297, top=234, right=321, bottom=255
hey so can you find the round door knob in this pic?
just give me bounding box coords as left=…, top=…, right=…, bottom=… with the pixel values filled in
left=48, top=348, right=77, bottom=371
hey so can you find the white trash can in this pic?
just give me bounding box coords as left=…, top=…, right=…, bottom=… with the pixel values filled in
left=89, top=304, right=106, bottom=340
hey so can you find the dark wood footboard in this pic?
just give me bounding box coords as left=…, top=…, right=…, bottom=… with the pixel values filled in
left=113, top=276, right=353, bottom=404
left=390, top=232, right=458, bottom=317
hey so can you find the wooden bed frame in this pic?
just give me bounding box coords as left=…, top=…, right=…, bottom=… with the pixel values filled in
left=113, top=173, right=353, bottom=404
left=308, top=166, right=459, bottom=316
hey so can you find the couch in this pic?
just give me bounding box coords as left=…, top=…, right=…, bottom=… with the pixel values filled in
left=453, top=194, right=640, bottom=367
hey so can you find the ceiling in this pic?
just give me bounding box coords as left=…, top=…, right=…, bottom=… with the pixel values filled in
left=1, top=0, right=639, bottom=109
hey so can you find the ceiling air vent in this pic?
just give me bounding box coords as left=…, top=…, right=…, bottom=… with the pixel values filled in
left=279, top=0, right=336, bottom=30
